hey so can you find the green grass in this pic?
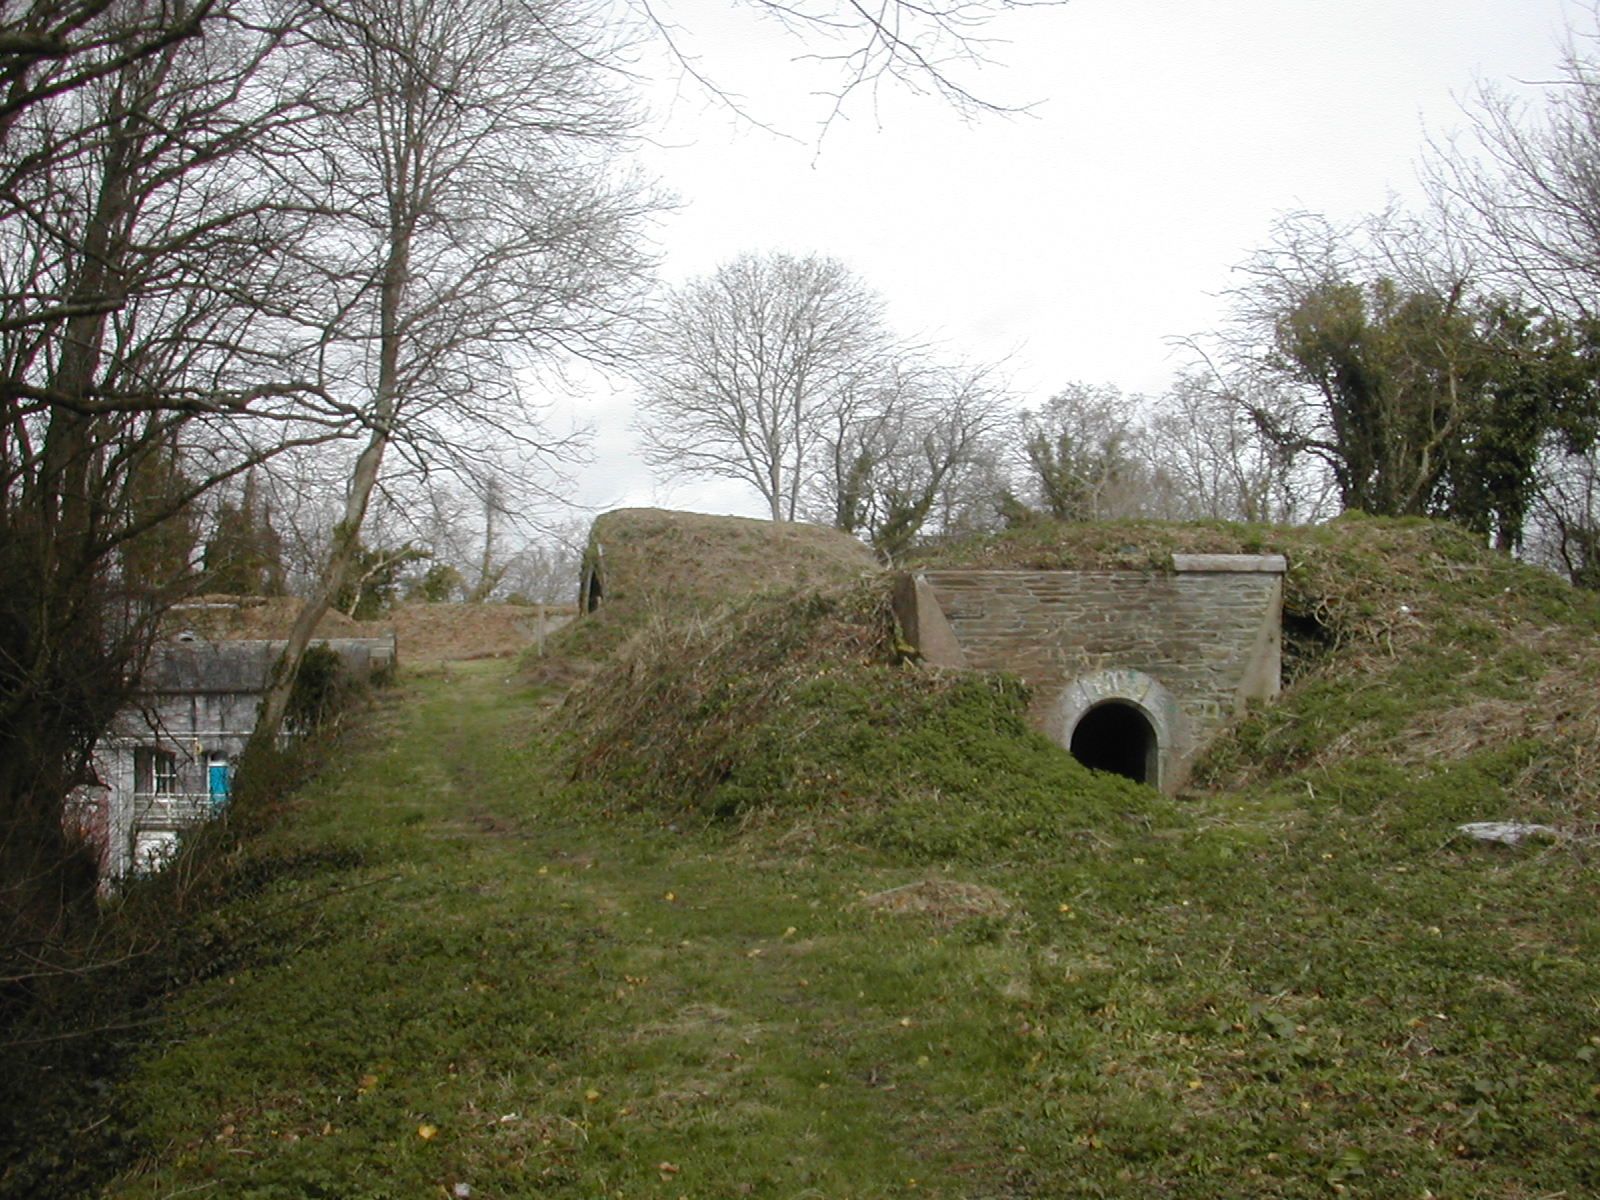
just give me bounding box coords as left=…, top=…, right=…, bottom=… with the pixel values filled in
left=79, top=665, right=1045, bottom=1199
left=62, top=657, right=1597, bottom=1199
left=12, top=515, right=1600, bottom=1198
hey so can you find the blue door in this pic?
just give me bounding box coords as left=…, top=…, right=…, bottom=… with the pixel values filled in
left=208, top=760, right=231, bottom=813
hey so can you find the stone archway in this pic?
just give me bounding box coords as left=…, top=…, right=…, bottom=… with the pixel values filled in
left=1050, top=668, right=1186, bottom=792
left=578, top=539, right=606, bottom=613
left=579, top=562, right=603, bottom=613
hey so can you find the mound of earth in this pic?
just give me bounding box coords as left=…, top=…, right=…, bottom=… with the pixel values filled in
left=165, top=595, right=573, bottom=665
left=919, top=513, right=1600, bottom=819
left=579, top=508, right=878, bottom=616
left=388, top=602, right=574, bottom=665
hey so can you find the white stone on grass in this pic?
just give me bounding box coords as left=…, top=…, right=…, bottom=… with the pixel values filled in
left=1457, top=821, right=1561, bottom=846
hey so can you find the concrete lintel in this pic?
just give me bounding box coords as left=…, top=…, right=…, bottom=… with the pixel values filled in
left=1171, top=553, right=1287, bottom=575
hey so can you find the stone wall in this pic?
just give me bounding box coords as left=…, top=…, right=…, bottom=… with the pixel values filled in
left=897, top=555, right=1285, bottom=790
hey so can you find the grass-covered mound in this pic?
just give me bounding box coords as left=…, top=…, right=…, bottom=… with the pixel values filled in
left=543, top=512, right=1600, bottom=1194
left=923, top=512, right=1600, bottom=824
left=565, top=510, right=1600, bottom=837
left=63, top=512, right=1600, bottom=1200
left=560, top=578, right=1164, bottom=861
left=554, top=508, right=878, bottom=661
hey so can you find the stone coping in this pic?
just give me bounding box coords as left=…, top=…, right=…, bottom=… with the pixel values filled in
left=917, top=554, right=1288, bottom=578
left=1170, top=553, right=1287, bottom=574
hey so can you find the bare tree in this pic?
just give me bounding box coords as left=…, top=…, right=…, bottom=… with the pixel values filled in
left=0, top=1, right=216, bottom=165
left=743, top=0, right=1040, bottom=120
left=462, top=473, right=513, bottom=604
left=1010, top=383, right=1151, bottom=522
left=497, top=521, right=588, bottom=606
left=632, top=0, right=1054, bottom=141
left=1, top=0, right=339, bottom=936
left=1143, top=372, right=1332, bottom=524
left=1423, top=23, right=1600, bottom=570
left=1427, top=27, right=1600, bottom=315
left=636, top=251, right=892, bottom=522
left=1531, top=447, right=1600, bottom=587
left=243, top=442, right=356, bottom=593
left=248, top=0, right=656, bottom=748
left=811, top=356, right=1013, bottom=557
left=1000, top=373, right=1334, bottom=529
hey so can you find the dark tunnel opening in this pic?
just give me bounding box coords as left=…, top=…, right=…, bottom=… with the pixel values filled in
left=581, top=566, right=603, bottom=613
left=1069, top=700, right=1158, bottom=786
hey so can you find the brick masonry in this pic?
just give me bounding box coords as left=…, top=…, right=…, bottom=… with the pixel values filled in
left=895, top=555, right=1286, bottom=790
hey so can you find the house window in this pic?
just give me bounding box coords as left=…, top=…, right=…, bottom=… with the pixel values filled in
left=133, top=747, right=180, bottom=795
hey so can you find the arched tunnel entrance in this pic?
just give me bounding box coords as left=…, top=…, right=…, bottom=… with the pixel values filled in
left=1069, top=700, right=1159, bottom=786
left=579, top=562, right=603, bottom=613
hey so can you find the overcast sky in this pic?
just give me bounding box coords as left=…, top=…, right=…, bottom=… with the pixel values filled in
left=547, top=0, right=1590, bottom=523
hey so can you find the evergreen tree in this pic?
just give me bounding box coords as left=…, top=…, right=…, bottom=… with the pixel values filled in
left=118, top=435, right=198, bottom=592
left=202, top=474, right=286, bottom=595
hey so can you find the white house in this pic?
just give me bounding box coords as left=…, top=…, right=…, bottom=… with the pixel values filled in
left=78, top=633, right=396, bottom=878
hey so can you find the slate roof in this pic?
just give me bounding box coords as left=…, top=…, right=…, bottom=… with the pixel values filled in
left=140, top=636, right=396, bottom=695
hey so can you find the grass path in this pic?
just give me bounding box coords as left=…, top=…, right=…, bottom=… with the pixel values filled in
left=110, top=663, right=1027, bottom=1199
left=102, top=655, right=1600, bottom=1199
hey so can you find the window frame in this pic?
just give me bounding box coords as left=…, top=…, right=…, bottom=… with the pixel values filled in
left=133, top=746, right=181, bottom=795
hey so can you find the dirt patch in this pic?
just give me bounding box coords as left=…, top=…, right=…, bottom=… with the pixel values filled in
left=860, top=880, right=1012, bottom=927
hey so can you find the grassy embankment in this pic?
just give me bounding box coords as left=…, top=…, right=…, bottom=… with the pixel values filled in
left=10, top=511, right=1600, bottom=1198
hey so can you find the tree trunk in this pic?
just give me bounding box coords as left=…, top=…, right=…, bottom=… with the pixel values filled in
left=1, top=82, right=141, bottom=933
left=245, top=224, right=408, bottom=759
left=246, top=429, right=387, bottom=752
left=466, top=483, right=501, bottom=603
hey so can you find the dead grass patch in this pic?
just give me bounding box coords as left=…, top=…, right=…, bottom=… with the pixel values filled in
left=388, top=602, right=572, bottom=664
left=1400, top=699, right=1534, bottom=762
left=627, top=1003, right=763, bottom=1044
left=860, top=879, right=1012, bottom=927
left=165, top=594, right=365, bottom=638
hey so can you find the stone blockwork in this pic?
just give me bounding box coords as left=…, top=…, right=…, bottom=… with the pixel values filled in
left=896, top=555, right=1286, bottom=791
